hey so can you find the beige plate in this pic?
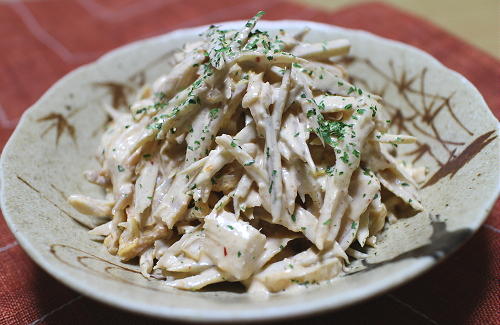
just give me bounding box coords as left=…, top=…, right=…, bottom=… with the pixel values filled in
left=1, top=20, right=499, bottom=322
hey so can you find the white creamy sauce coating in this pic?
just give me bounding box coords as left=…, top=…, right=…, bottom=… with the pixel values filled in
left=68, top=11, right=424, bottom=294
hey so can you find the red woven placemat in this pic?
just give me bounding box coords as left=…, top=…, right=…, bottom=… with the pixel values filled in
left=0, top=1, right=498, bottom=324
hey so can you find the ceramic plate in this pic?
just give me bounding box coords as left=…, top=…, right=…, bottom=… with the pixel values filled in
left=1, top=20, right=499, bottom=322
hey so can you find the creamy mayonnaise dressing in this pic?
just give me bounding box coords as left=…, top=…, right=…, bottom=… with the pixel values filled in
left=69, top=11, right=424, bottom=295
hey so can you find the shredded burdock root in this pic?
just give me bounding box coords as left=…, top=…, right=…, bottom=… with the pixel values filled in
left=69, top=11, right=424, bottom=295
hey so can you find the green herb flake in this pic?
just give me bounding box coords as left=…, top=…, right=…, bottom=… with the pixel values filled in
left=117, top=165, right=125, bottom=172
left=294, top=132, right=300, bottom=137
left=237, top=251, right=242, bottom=258
left=230, top=141, right=237, bottom=148
left=154, top=92, right=166, bottom=100
left=135, top=108, right=147, bottom=115
left=351, top=221, right=357, bottom=229
left=323, top=218, right=332, bottom=225
left=209, top=108, right=219, bottom=119
left=244, top=160, right=255, bottom=166
left=401, top=182, right=410, bottom=186
left=340, top=152, right=349, bottom=164
left=227, top=225, right=234, bottom=230
left=291, top=214, right=296, bottom=222
left=316, top=115, right=350, bottom=144
left=344, top=104, right=352, bottom=110
left=143, top=154, right=151, bottom=159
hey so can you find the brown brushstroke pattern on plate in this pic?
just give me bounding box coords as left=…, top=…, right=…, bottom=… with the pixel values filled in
left=37, top=51, right=175, bottom=145
left=93, top=50, right=175, bottom=110
left=339, top=56, right=496, bottom=187
left=38, top=113, right=76, bottom=145
left=93, top=82, right=133, bottom=108
left=16, top=175, right=92, bottom=229
left=422, top=130, right=497, bottom=188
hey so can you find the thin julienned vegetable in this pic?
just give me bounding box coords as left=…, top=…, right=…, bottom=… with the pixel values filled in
left=69, top=12, right=425, bottom=294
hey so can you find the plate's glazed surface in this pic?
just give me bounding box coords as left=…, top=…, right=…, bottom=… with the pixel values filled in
left=1, top=20, right=499, bottom=322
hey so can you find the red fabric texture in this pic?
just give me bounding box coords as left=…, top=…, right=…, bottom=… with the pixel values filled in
left=0, top=1, right=498, bottom=324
